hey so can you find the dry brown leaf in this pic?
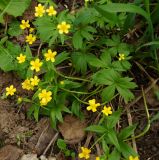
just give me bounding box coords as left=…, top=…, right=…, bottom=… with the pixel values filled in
left=0, top=145, right=23, bottom=160
left=58, top=115, right=86, bottom=144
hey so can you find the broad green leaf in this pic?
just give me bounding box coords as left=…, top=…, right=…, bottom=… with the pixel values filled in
left=8, top=20, right=22, bottom=36
left=101, top=85, right=116, bottom=102
left=71, top=100, right=81, bottom=117
left=108, top=129, right=120, bottom=151
left=102, top=138, right=109, bottom=155
left=119, top=141, right=138, bottom=159
left=108, top=148, right=121, bottom=160
left=106, top=110, right=122, bottom=129
left=0, top=0, right=31, bottom=23
left=54, top=52, right=69, bottom=66
left=118, top=124, right=137, bottom=140
left=85, top=125, right=107, bottom=133
left=72, top=31, right=83, bottom=49
left=34, top=16, right=57, bottom=42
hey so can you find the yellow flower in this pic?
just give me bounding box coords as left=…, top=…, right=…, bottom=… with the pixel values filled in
left=87, top=99, right=100, bottom=112
left=35, top=4, right=45, bottom=17
left=96, top=157, right=100, bottom=160
left=118, top=53, right=125, bottom=61
left=46, top=6, right=57, bottom=16
left=102, top=106, right=112, bottom=116
left=17, top=54, right=26, bottom=63
left=6, top=85, right=16, bottom=96
left=79, top=147, right=91, bottom=159
left=30, top=76, right=40, bottom=86
left=129, top=156, right=139, bottom=160
left=30, top=58, right=43, bottom=72
left=38, top=89, right=52, bottom=106
left=20, top=20, right=30, bottom=30
left=29, top=27, right=35, bottom=33
left=17, top=97, right=23, bottom=104
left=57, top=21, right=71, bottom=34
left=60, top=81, right=64, bottom=85
left=22, top=79, right=34, bottom=90
left=44, top=49, right=57, bottom=62
left=26, top=34, right=36, bottom=45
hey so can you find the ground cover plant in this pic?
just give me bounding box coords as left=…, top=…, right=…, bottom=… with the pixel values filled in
left=0, top=0, right=159, bottom=160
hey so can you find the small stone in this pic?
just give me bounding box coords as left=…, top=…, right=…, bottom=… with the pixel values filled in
left=20, top=154, right=38, bottom=160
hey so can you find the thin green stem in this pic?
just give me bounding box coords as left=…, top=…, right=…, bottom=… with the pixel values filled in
left=125, top=87, right=150, bottom=141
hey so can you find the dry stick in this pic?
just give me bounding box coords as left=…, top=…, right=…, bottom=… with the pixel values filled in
left=95, top=143, right=101, bottom=156
left=125, top=78, right=159, bottom=110
left=84, top=113, right=101, bottom=148
left=43, top=132, right=59, bottom=155
left=37, top=42, right=42, bottom=57
left=126, top=106, right=138, bottom=153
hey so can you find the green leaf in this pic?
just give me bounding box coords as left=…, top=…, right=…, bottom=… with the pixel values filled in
left=73, top=31, right=83, bottom=49
left=108, top=148, right=121, bottom=160
left=57, top=139, right=67, bottom=150
left=85, top=125, right=107, bottom=133
left=54, top=52, right=69, bottom=66
left=92, top=69, right=119, bottom=85
left=8, top=20, right=22, bottom=36
left=106, top=110, right=122, bottom=129
left=34, top=16, right=57, bottom=42
left=118, top=124, right=137, bottom=140
left=119, top=141, right=137, bottom=159
left=33, top=104, right=40, bottom=122
left=0, top=0, right=31, bottom=23
left=71, top=100, right=80, bottom=117
left=101, top=85, right=116, bottom=102
left=108, top=129, right=120, bottom=151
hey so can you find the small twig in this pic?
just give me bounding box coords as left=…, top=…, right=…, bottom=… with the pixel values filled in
left=37, top=42, right=42, bottom=57
left=125, top=78, right=159, bottom=110
left=84, top=113, right=101, bottom=148
left=95, top=143, right=101, bottom=156
left=126, top=106, right=138, bottom=153
left=43, top=132, right=59, bottom=155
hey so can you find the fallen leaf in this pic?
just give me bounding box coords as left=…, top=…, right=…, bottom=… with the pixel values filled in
left=58, top=115, right=86, bottom=144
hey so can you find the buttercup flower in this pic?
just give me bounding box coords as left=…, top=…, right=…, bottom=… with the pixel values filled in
left=38, top=89, right=52, bottom=106
left=26, top=34, right=36, bottom=45
left=20, top=20, right=30, bottom=29
left=57, top=21, right=71, bottom=34
left=29, top=27, right=35, bottom=33
left=46, top=6, right=57, bottom=16
left=17, top=97, right=23, bottom=104
left=17, top=54, right=26, bottom=63
left=30, top=58, right=43, bottom=72
left=79, top=147, right=91, bottom=159
left=118, top=53, right=125, bottom=61
left=96, top=157, right=100, bottom=160
left=6, top=85, right=16, bottom=96
left=87, top=99, right=100, bottom=112
left=60, top=81, right=64, bottom=85
left=35, top=4, right=45, bottom=17
left=44, top=49, right=57, bottom=62
left=129, top=156, right=139, bottom=160
left=30, top=76, right=40, bottom=86
left=102, top=106, right=112, bottom=116
left=22, top=79, right=34, bottom=90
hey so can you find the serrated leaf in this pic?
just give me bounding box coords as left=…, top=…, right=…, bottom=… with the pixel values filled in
left=101, top=85, right=116, bottom=102
left=8, top=20, right=22, bottom=36
left=72, top=31, right=83, bottom=49
left=106, top=110, right=122, bottom=129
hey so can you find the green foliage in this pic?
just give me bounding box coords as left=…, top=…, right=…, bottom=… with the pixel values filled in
left=0, top=0, right=31, bottom=23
